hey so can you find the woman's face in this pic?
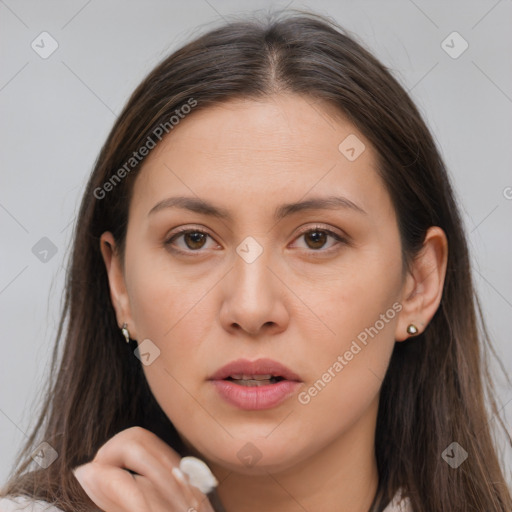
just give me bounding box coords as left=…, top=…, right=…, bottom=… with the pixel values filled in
left=106, top=93, right=408, bottom=474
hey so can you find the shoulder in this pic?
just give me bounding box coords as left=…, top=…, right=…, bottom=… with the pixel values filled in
left=0, top=496, right=65, bottom=512
left=382, top=488, right=413, bottom=512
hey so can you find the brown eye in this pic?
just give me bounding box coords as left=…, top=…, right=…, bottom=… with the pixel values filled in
left=294, top=227, right=346, bottom=252
left=304, top=230, right=328, bottom=250
left=165, top=229, right=215, bottom=253
left=182, top=231, right=208, bottom=250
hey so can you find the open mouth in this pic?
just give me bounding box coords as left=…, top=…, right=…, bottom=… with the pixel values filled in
left=209, top=358, right=301, bottom=409
left=224, top=375, right=286, bottom=386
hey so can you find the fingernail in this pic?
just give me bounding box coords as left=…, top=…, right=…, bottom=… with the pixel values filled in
left=171, top=466, right=187, bottom=485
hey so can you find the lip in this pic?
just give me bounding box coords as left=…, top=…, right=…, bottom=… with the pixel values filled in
left=208, top=358, right=302, bottom=411
left=208, top=358, right=302, bottom=382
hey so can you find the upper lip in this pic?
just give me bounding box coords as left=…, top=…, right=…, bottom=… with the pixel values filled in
left=209, top=358, right=302, bottom=381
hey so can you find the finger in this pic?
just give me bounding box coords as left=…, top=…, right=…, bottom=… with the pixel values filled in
left=74, top=462, right=146, bottom=512
left=171, top=467, right=200, bottom=510
left=72, top=465, right=106, bottom=510
left=74, top=461, right=192, bottom=512
left=190, top=488, right=216, bottom=512
left=94, top=427, right=181, bottom=475
left=173, top=467, right=216, bottom=512
left=94, top=427, right=181, bottom=470
left=93, top=427, right=186, bottom=503
left=90, top=427, right=213, bottom=508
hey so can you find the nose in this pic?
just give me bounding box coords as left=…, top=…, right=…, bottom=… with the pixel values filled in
left=219, top=241, right=289, bottom=337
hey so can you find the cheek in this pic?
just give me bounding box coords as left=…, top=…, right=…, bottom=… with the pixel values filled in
left=297, top=314, right=397, bottom=412
left=121, top=220, right=403, bottom=471
left=123, top=248, right=218, bottom=419
left=125, top=243, right=211, bottom=342
left=128, top=271, right=216, bottom=397
left=302, top=241, right=403, bottom=351
left=292, top=243, right=402, bottom=416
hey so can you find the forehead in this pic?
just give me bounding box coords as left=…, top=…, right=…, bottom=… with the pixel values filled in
left=130, top=93, right=392, bottom=222
left=151, top=94, right=364, bottom=163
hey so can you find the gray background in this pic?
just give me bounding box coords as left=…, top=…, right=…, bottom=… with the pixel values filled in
left=1, top=0, right=511, bottom=489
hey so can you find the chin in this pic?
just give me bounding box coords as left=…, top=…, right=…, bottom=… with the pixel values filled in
left=209, top=452, right=299, bottom=476
left=193, top=434, right=308, bottom=476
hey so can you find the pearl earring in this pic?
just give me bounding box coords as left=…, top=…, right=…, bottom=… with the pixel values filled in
left=121, top=323, right=131, bottom=343
left=406, top=324, right=419, bottom=336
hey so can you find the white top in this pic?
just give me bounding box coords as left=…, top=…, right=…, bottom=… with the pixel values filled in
left=0, top=489, right=412, bottom=511
left=382, top=488, right=412, bottom=511
left=0, top=496, right=64, bottom=512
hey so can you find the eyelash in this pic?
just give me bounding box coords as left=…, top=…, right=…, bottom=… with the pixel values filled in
left=164, top=225, right=348, bottom=256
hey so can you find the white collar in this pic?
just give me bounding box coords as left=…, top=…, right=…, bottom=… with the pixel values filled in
left=382, top=488, right=412, bottom=512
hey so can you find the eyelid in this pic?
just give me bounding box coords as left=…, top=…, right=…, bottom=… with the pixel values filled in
left=290, top=223, right=349, bottom=253
left=164, top=223, right=349, bottom=254
left=164, top=226, right=217, bottom=253
left=165, top=225, right=211, bottom=240
left=294, top=223, right=347, bottom=240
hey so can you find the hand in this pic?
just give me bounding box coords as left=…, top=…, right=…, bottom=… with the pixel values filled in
left=72, top=426, right=215, bottom=512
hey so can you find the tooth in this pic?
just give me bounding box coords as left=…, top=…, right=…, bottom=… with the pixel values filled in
left=240, top=380, right=272, bottom=386
left=232, top=377, right=279, bottom=386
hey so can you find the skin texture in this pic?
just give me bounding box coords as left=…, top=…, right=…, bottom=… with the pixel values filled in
left=87, top=93, right=448, bottom=512
left=72, top=427, right=214, bottom=511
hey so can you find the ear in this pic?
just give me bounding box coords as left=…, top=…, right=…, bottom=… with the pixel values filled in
left=395, top=226, right=448, bottom=341
left=99, top=232, right=138, bottom=340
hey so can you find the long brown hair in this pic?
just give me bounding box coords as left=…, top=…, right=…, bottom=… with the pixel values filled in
left=2, top=9, right=511, bottom=512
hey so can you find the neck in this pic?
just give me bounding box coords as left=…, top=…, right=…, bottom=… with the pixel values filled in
left=208, top=396, right=380, bottom=512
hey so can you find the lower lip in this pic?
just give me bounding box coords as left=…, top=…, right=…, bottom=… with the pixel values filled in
left=210, top=379, right=301, bottom=410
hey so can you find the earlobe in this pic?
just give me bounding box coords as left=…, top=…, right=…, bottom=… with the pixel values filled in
left=395, top=226, right=448, bottom=342
left=99, top=232, right=137, bottom=339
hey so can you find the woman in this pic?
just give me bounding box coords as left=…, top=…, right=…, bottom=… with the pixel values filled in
left=1, top=9, right=511, bottom=512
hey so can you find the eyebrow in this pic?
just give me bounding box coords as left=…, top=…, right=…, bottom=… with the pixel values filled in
left=148, top=195, right=367, bottom=220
